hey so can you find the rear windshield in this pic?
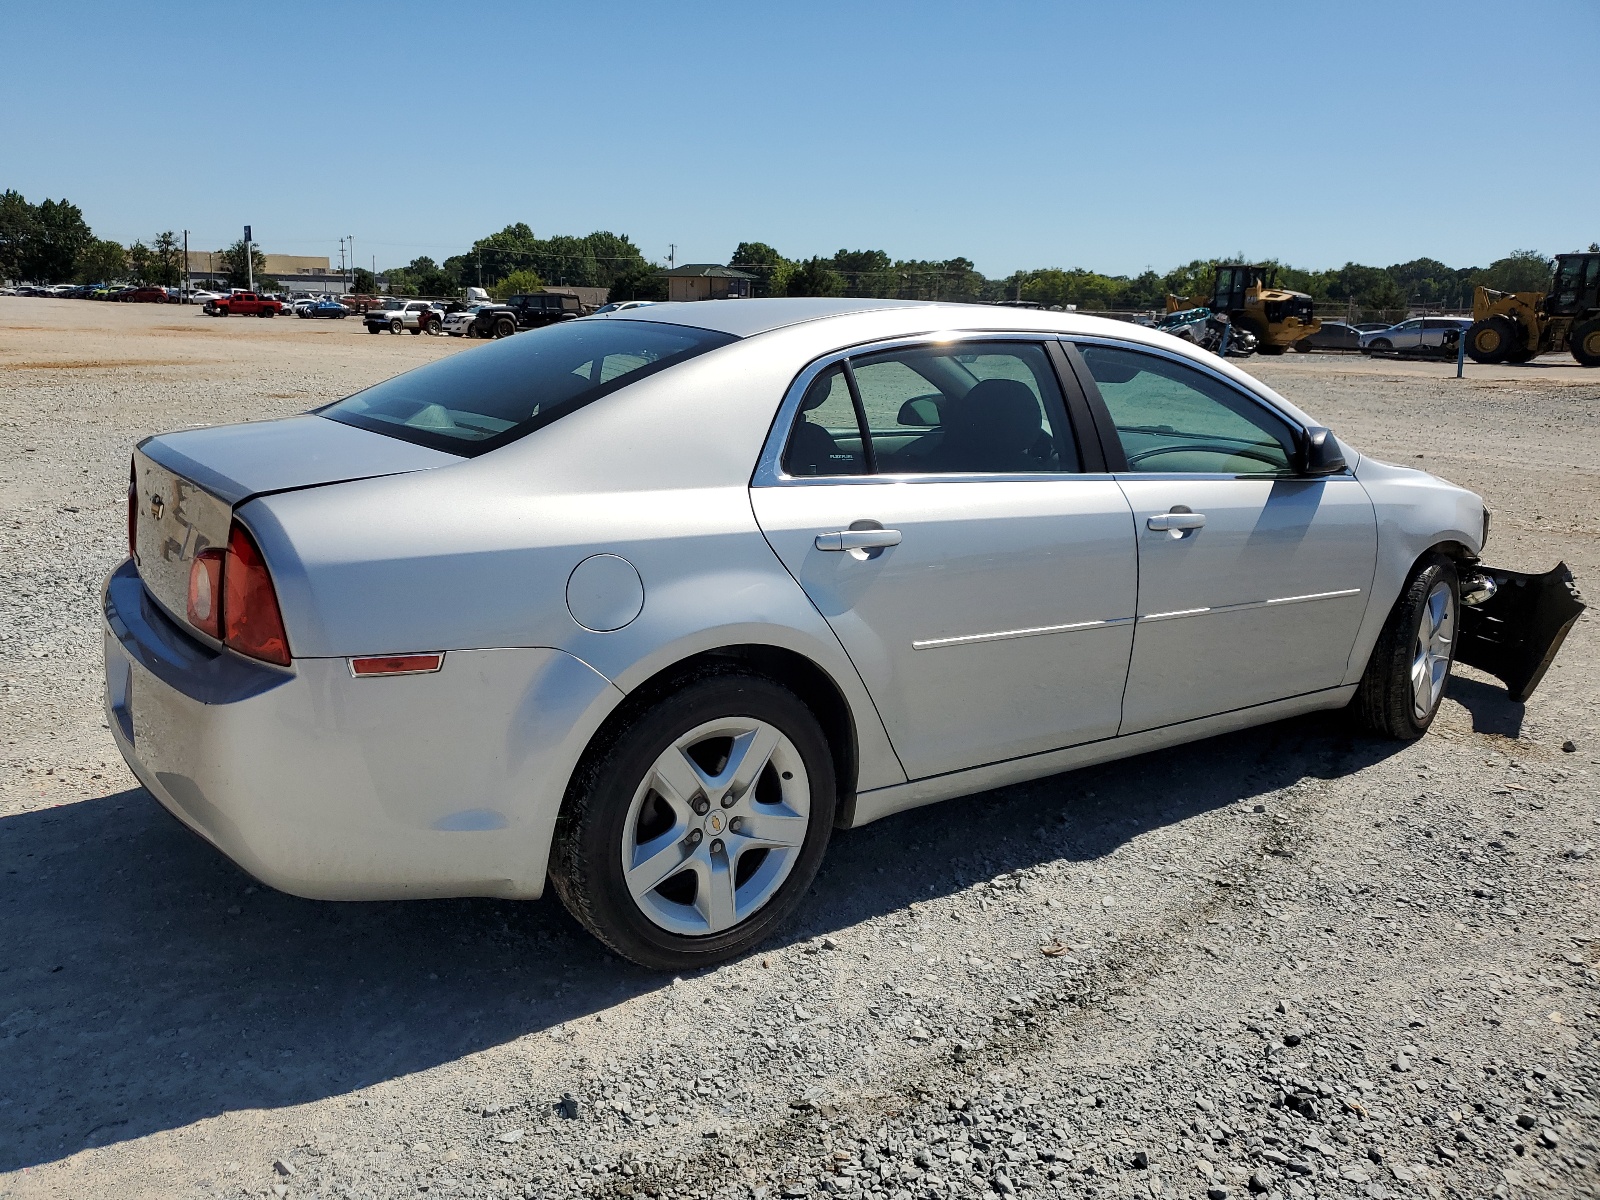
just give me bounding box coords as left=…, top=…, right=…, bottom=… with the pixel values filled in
left=320, top=319, right=736, bottom=455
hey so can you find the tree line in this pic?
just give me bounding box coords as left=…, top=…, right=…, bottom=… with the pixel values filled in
left=3, top=189, right=1587, bottom=317
left=1, top=191, right=277, bottom=290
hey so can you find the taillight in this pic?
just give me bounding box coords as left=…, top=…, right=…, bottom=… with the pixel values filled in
left=127, top=459, right=138, bottom=561
left=186, top=547, right=224, bottom=638
left=222, top=522, right=291, bottom=666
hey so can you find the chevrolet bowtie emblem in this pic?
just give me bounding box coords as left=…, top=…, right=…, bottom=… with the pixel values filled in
left=150, top=495, right=165, bottom=519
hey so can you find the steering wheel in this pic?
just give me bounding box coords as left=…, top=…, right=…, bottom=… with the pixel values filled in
left=1125, top=443, right=1285, bottom=469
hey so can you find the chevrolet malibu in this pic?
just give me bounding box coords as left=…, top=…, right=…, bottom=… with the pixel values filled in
left=107, top=299, right=1582, bottom=969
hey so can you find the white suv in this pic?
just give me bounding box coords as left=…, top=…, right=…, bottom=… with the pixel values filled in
left=363, top=299, right=443, bottom=335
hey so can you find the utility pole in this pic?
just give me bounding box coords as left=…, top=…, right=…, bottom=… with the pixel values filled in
left=182, top=230, right=189, bottom=299
left=347, top=235, right=354, bottom=294
left=245, top=225, right=253, bottom=292
left=668, top=243, right=676, bottom=269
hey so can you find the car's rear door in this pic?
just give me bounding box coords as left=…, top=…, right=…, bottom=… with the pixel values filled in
left=751, top=338, right=1137, bottom=780
left=1069, top=340, right=1376, bottom=734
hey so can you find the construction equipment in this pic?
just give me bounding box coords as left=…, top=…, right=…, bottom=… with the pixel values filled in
left=1166, top=263, right=1320, bottom=355
left=1465, top=252, right=1600, bottom=366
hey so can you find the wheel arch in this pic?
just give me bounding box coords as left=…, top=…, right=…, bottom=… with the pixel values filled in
left=567, top=642, right=864, bottom=830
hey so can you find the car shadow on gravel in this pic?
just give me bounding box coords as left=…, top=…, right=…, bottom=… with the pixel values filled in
left=0, top=710, right=1399, bottom=1171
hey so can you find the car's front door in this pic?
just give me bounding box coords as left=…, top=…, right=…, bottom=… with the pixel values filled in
left=1071, top=341, right=1377, bottom=734
left=751, top=340, right=1138, bottom=780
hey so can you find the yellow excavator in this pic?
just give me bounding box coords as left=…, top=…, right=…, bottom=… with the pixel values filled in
left=1166, top=263, right=1320, bottom=355
left=1465, top=252, right=1600, bottom=366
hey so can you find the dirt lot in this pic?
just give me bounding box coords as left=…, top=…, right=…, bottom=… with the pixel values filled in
left=1, top=299, right=1597, bottom=1200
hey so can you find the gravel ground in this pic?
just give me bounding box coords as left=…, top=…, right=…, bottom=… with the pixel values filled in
left=1, top=300, right=1596, bottom=1200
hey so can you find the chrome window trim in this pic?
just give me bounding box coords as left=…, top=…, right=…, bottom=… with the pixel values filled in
left=1064, top=333, right=1356, bottom=480
left=751, top=330, right=1089, bottom=488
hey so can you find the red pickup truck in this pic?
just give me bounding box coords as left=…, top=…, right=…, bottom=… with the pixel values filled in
left=204, top=292, right=283, bottom=318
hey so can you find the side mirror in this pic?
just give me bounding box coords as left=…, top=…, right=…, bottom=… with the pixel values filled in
left=897, top=396, right=942, bottom=427
left=1298, top=426, right=1347, bottom=476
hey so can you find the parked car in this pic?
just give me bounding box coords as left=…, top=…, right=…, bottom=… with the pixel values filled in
left=204, top=291, right=283, bottom=318
left=117, top=286, right=172, bottom=303
left=339, top=293, right=382, bottom=314
left=108, top=299, right=1581, bottom=969
left=1293, top=321, right=1365, bottom=352
left=502, top=291, right=582, bottom=329
left=1361, top=317, right=1471, bottom=356
left=298, top=297, right=350, bottom=320
left=591, top=300, right=659, bottom=316
left=1352, top=322, right=1391, bottom=333
left=441, top=304, right=499, bottom=337
left=364, top=298, right=443, bottom=335
left=185, top=289, right=224, bottom=306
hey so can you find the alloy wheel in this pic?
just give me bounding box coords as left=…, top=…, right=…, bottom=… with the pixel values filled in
left=1410, top=580, right=1455, bottom=720
left=621, top=717, right=810, bottom=937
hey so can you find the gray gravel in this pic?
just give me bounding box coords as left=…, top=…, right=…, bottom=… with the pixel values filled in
left=1, top=301, right=1596, bottom=1199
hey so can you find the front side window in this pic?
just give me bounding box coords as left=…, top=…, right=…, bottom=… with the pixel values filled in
left=323, top=319, right=736, bottom=455
left=1076, top=344, right=1295, bottom=475
left=782, top=342, right=1077, bottom=478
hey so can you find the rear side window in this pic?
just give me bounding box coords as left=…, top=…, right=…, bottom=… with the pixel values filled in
left=781, top=342, right=1077, bottom=477
left=322, top=319, right=736, bottom=455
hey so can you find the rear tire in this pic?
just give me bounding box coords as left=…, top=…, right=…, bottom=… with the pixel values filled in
left=1466, top=316, right=1516, bottom=364
left=1367, top=338, right=1392, bottom=355
left=493, top=316, right=515, bottom=339
left=1571, top=318, right=1600, bottom=367
left=550, top=672, right=836, bottom=971
left=1352, top=554, right=1459, bottom=741
left=1295, top=339, right=1315, bottom=353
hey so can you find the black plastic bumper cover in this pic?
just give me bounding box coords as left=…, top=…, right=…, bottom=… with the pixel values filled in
left=1457, top=562, right=1585, bottom=702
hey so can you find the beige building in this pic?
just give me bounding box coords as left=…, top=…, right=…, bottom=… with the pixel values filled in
left=185, top=251, right=351, bottom=294
left=664, top=264, right=756, bottom=302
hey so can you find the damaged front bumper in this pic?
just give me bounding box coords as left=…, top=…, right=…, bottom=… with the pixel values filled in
left=1457, top=562, right=1585, bottom=702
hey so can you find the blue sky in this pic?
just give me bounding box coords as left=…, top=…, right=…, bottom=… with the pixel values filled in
left=4, top=2, right=1596, bottom=277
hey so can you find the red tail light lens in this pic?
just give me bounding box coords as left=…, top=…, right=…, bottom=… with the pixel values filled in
left=186, top=547, right=225, bottom=638
left=223, top=522, right=291, bottom=666
left=127, top=459, right=138, bottom=561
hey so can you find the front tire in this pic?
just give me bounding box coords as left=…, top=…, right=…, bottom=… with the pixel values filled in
left=1353, top=554, right=1459, bottom=740
left=1366, top=337, right=1392, bottom=355
left=493, top=316, right=515, bottom=339
left=389, top=318, right=403, bottom=334
left=550, top=672, right=836, bottom=971
left=1571, top=318, right=1600, bottom=367
left=1466, top=316, right=1515, bottom=364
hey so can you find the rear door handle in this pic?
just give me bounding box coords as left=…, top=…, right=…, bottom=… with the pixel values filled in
left=1146, top=512, right=1206, bottom=531
left=815, top=528, right=903, bottom=551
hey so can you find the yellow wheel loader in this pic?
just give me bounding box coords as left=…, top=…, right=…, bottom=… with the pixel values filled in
left=1466, top=252, right=1600, bottom=367
left=1166, top=263, right=1320, bottom=355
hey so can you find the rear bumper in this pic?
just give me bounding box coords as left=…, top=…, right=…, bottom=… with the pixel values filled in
left=103, top=561, right=622, bottom=900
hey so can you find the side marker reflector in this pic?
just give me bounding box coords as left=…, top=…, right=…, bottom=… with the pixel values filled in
left=349, top=653, right=445, bottom=677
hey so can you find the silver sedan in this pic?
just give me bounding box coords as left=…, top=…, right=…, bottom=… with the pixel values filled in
left=106, top=300, right=1582, bottom=968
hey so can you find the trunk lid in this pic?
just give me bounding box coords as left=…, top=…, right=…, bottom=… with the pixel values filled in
left=133, top=414, right=459, bottom=638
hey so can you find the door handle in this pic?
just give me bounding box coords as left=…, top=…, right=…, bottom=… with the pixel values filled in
left=815, top=528, right=903, bottom=552
left=1146, top=512, right=1206, bottom=531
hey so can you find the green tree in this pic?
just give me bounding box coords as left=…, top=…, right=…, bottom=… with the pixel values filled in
left=730, top=241, right=788, bottom=297
left=76, top=238, right=127, bottom=283
left=12, top=197, right=92, bottom=283
left=151, top=231, right=183, bottom=287
left=127, top=241, right=154, bottom=284
left=831, top=248, right=895, bottom=297
left=0, top=190, right=36, bottom=281
left=786, top=256, right=844, bottom=297
left=1475, top=250, right=1554, bottom=295
left=351, top=267, right=377, bottom=294
left=396, top=255, right=456, bottom=297
left=491, top=268, right=545, bottom=300
left=606, top=262, right=667, bottom=302
left=216, top=239, right=266, bottom=289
